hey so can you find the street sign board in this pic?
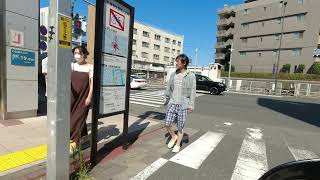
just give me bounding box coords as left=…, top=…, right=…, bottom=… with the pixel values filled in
left=91, top=0, right=134, bottom=164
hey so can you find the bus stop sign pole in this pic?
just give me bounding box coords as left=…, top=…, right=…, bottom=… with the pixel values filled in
left=47, top=0, right=72, bottom=179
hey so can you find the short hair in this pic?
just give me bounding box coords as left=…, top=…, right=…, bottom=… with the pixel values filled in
left=72, top=46, right=89, bottom=56
left=176, top=54, right=190, bottom=69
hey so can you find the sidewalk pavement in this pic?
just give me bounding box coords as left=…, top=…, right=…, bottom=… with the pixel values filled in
left=0, top=111, right=162, bottom=179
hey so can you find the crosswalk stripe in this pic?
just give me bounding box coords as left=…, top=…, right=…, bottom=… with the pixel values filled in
left=129, top=158, right=168, bottom=180
left=130, top=96, right=164, bottom=101
left=129, top=101, right=161, bottom=108
left=130, top=98, right=164, bottom=105
left=131, top=94, right=164, bottom=99
left=231, top=128, right=268, bottom=180
left=288, top=146, right=319, bottom=161
left=133, top=90, right=164, bottom=96
left=169, top=131, right=225, bottom=169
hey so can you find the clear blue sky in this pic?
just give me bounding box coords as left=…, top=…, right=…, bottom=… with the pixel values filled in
left=41, top=0, right=243, bottom=66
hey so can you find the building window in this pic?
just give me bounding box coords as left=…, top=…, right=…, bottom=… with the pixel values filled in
left=292, top=48, right=302, bottom=56
left=275, top=34, right=280, bottom=40
left=262, top=22, right=265, bottom=27
left=276, top=18, right=282, bottom=24
left=258, top=52, right=262, bottom=57
left=240, top=52, right=246, bottom=56
left=273, top=50, right=278, bottom=56
left=165, top=37, right=170, bottom=43
left=172, top=49, right=176, bottom=54
left=142, top=41, right=149, bottom=48
left=132, top=50, right=136, bottom=56
left=164, top=47, right=170, bottom=53
left=141, top=52, right=148, bottom=58
left=172, top=40, right=177, bottom=45
left=154, top=34, right=161, bottom=41
left=133, top=39, right=136, bottom=45
left=164, top=56, right=170, bottom=62
left=264, top=7, right=267, bottom=12
left=242, top=38, right=248, bottom=43
left=178, top=41, right=182, bottom=46
left=244, top=9, right=250, bottom=15
left=143, top=31, right=150, bottom=37
left=297, top=14, right=305, bottom=21
left=297, top=0, right=304, bottom=5
left=242, top=23, right=249, bottom=29
left=153, top=54, right=160, bottom=60
left=260, top=37, right=263, bottom=42
left=154, top=44, right=160, bottom=50
left=133, top=28, right=137, bottom=34
left=293, top=32, right=303, bottom=39
left=177, top=50, right=181, bottom=54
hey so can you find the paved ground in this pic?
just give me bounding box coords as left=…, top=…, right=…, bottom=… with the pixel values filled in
left=90, top=88, right=320, bottom=180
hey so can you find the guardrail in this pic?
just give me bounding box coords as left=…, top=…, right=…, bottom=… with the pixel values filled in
left=224, top=78, right=320, bottom=98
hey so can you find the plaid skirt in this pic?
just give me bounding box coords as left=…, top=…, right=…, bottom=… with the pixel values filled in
left=165, top=104, right=187, bottom=132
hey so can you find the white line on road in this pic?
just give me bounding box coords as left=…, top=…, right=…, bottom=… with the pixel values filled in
left=129, top=158, right=168, bottom=180
left=288, top=146, right=319, bottom=160
left=130, top=98, right=164, bottom=105
left=169, top=131, right=225, bottom=169
left=130, top=94, right=164, bottom=99
left=224, top=122, right=233, bottom=126
left=132, top=90, right=164, bottom=96
left=129, top=101, right=161, bottom=108
left=231, top=128, right=268, bottom=180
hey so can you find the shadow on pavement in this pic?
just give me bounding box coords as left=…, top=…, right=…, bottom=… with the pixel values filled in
left=137, top=111, right=166, bottom=121
left=257, top=98, right=320, bottom=128
left=93, top=111, right=154, bottom=167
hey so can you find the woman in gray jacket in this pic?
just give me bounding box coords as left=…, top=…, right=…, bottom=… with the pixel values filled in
left=164, top=54, right=196, bottom=153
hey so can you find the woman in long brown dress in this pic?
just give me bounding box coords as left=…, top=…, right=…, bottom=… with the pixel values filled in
left=70, top=46, right=93, bottom=151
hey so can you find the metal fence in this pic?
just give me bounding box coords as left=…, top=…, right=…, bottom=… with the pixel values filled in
left=224, top=78, right=320, bottom=98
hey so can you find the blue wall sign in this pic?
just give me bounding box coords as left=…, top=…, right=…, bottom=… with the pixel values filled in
left=11, top=49, right=35, bottom=67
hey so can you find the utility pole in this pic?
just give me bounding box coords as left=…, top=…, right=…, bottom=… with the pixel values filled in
left=195, top=48, right=198, bottom=67
left=274, top=1, right=287, bottom=94
left=47, top=0, right=72, bottom=179
left=228, top=43, right=234, bottom=90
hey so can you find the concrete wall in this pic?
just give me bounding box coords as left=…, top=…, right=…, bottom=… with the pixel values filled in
left=0, top=0, right=39, bottom=120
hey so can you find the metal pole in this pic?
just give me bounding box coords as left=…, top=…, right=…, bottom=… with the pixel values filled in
left=47, top=0, right=72, bottom=179
left=228, top=43, right=234, bottom=90
left=274, top=1, right=287, bottom=94
left=195, top=48, right=198, bottom=67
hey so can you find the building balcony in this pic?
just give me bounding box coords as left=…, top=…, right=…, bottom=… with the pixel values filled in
left=216, top=30, right=227, bottom=37
left=217, top=17, right=234, bottom=26
left=218, top=6, right=235, bottom=16
left=215, top=42, right=226, bottom=49
left=215, top=53, right=226, bottom=60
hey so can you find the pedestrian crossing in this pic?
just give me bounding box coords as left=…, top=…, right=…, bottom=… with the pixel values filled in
left=130, top=90, right=204, bottom=108
left=130, top=123, right=320, bottom=180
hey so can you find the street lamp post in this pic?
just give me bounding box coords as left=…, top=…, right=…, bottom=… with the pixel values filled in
left=228, top=43, right=234, bottom=90
left=274, top=1, right=287, bottom=94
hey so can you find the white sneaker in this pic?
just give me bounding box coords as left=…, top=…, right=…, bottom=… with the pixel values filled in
left=167, top=135, right=177, bottom=149
left=172, top=145, right=180, bottom=153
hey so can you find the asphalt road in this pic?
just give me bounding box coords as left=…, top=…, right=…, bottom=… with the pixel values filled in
left=92, top=88, right=320, bottom=180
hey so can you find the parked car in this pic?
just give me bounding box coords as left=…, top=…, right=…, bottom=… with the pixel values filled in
left=195, top=74, right=226, bottom=95
left=132, top=73, right=147, bottom=79
left=130, top=75, right=147, bottom=89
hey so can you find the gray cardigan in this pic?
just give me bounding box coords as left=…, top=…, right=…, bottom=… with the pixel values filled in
left=164, top=70, right=196, bottom=110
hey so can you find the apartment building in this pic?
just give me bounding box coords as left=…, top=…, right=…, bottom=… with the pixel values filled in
left=132, top=21, right=184, bottom=79
left=216, top=0, right=320, bottom=73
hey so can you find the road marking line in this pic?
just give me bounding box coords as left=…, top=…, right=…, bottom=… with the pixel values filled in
left=0, top=144, right=47, bottom=172
left=288, top=146, right=319, bottom=160
left=132, top=90, right=164, bottom=96
left=224, top=122, right=233, bottom=126
left=130, top=98, right=164, bottom=105
left=129, top=158, right=168, bottom=180
left=129, top=101, right=161, bottom=108
left=169, top=131, right=225, bottom=169
left=130, top=94, right=164, bottom=100
left=231, top=128, right=268, bottom=180
left=227, top=91, right=283, bottom=98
